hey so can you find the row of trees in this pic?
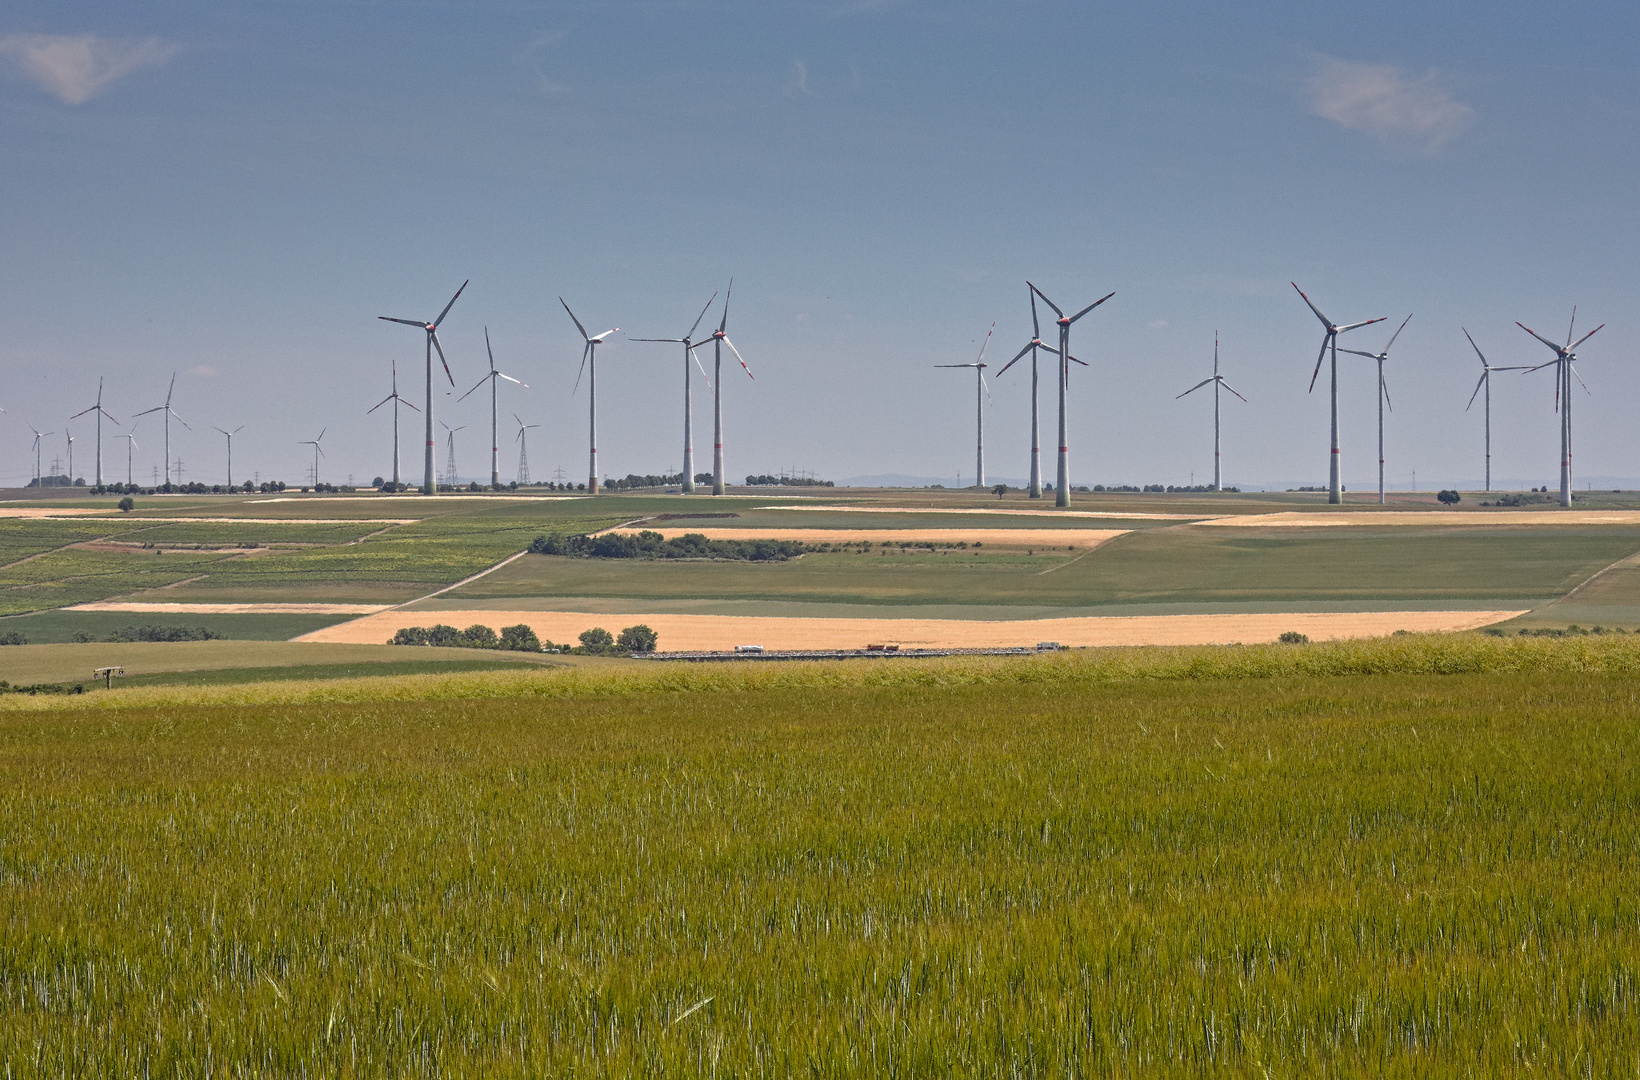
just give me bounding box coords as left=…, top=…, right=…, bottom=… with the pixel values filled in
left=530, top=530, right=807, bottom=561
left=91, top=481, right=288, bottom=496
left=388, top=622, right=658, bottom=654
left=744, top=475, right=834, bottom=487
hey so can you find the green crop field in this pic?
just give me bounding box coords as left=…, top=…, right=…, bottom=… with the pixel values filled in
left=0, top=609, right=361, bottom=644
left=1, top=636, right=1636, bottom=1075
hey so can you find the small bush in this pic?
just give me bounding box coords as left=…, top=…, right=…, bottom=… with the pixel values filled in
left=1278, top=631, right=1309, bottom=644
left=107, top=625, right=220, bottom=643
left=1437, top=489, right=1461, bottom=505
left=117, top=496, right=134, bottom=512
left=0, top=632, right=27, bottom=646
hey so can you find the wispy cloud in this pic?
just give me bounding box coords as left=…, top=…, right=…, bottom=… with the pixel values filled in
left=0, top=33, right=179, bottom=105
left=1307, top=55, right=1472, bottom=149
left=788, top=59, right=816, bottom=97
left=188, top=364, right=218, bottom=378
left=516, top=31, right=567, bottom=95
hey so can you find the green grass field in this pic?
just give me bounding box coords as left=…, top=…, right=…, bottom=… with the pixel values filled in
left=1, top=636, right=1636, bottom=1075
left=0, top=609, right=364, bottom=644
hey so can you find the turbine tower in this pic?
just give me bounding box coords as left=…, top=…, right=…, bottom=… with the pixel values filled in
left=378, top=280, right=467, bottom=495
left=214, top=426, right=244, bottom=488
left=1292, top=284, right=1385, bottom=505
left=299, top=429, right=326, bottom=488
left=457, top=327, right=529, bottom=490
left=1518, top=308, right=1603, bottom=508
left=631, top=291, right=718, bottom=494
left=561, top=299, right=619, bottom=494
left=514, top=413, right=539, bottom=485
left=690, top=279, right=754, bottom=496
left=1026, top=283, right=1113, bottom=507
left=134, top=373, right=190, bottom=486
left=116, top=430, right=137, bottom=486
left=995, top=289, right=1079, bottom=498
left=935, top=322, right=995, bottom=489
left=1462, top=329, right=1530, bottom=493
left=367, top=357, right=419, bottom=488
left=1339, top=315, right=1412, bottom=505
left=69, top=378, right=119, bottom=487
left=65, top=430, right=74, bottom=486
left=440, top=422, right=464, bottom=488
left=28, top=427, right=52, bottom=486
left=1175, top=333, right=1247, bottom=492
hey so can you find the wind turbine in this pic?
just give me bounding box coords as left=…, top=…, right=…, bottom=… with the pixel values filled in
left=69, top=378, right=119, bottom=487
left=631, top=292, right=718, bottom=493
left=689, top=279, right=754, bottom=496
left=995, top=288, right=1080, bottom=498
left=378, top=280, right=467, bottom=495
left=514, top=413, right=539, bottom=485
left=1026, top=283, right=1113, bottom=507
left=116, top=430, right=138, bottom=486
left=457, top=327, right=530, bottom=490
left=214, top=425, right=244, bottom=488
left=1338, top=315, right=1412, bottom=505
left=936, top=323, right=995, bottom=488
left=367, top=357, right=419, bottom=488
left=440, top=421, right=465, bottom=488
left=1462, top=329, right=1530, bottom=493
left=65, top=430, right=75, bottom=487
left=1175, top=332, right=1247, bottom=492
left=561, top=298, right=619, bottom=494
left=27, top=426, right=52, bottom=486
left=299, top=429, right=326, bottom=488
left=1517, top=308, right=1602, bottom=508
left=1292, top=284, right=1385, bottom=505
left=135, top=374, right=190, bottom=486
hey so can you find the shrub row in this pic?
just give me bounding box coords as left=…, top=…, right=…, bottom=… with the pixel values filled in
left=529, top=531, right=806, bottom=561
left=389, top=623, right=658, bottom=655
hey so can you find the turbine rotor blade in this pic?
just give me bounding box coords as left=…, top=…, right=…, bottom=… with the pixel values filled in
left=1027, top=282, right=1062, bottom=318
left=629, top=337, right=685, bottom=343
left=1382, top=313, right=1412, bottom=353
left=1308, top=336, right=1329, bottom=393
left=1029, top=286, right=1040, bottom=339
left=995, top=341, right=1034, bottom=376
left=1291, top=282, right=1333, bottom=329
left=379, top=316, right=425, bottom=327
left=1462, top=327, right=1488, bottom=367
left=485, top=326, right=496, bottom=373
left=1336, top=348, right=1379, bottom=359
left=560, top=299, right=590, bottom=341
left=1571, top=323, right=1604, bottom=351
left=497, top=373, right=529, bottom=387
left=572, top=341, right=590, bottom=395
left=722, top=336, right=753, bottom=378
left=1465, top=371, right=1486, bottom=411
left=457, top=373, right=490, bottom=402
left=1176, top=377, right=1214, bottom=399
left=1221, top=381, right=1248, bottom=403
left=1335, top=317, right=1386, bottom=334
left=431, top=332, right=455, bottom=386
left=973, top=321, right=995, bottom=363
left=1068, top=292, right=1115, bottom=322
left=719, top=278, right=733, bottom=333
left=1516, top=322, right=1564, bottom=354
left=433, top=280, right=468, bottom=329
left=367, top=394, right=394, bottom=414
left=688, top=291, right=718, bottom=340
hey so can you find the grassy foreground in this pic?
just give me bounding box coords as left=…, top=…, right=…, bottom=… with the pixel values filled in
left=2, top=637, right=1638, bottom=1076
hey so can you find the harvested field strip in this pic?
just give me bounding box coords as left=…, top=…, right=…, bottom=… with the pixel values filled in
left=66, top=601, right=391, bottom=614
left=601, top=527, right=1128, bottom=546
left=296, top=607, right=1521, bottom=649
left=1199, top=510, right=1640, bottom=526
left=761, top=504, right=1200, bottom=519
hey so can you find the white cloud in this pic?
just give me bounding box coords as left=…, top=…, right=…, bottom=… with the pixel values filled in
left=0, top=34, right=179, bottom=105
left=1308, top=55, right=1472, bottom=149
left=788, top=59, right=816, bottom=97
left=188, top=364, right=217, bottom=378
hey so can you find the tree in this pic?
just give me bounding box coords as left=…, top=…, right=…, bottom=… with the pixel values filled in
left=1437, top=489, right=1461, bottom=505
left=117, top=497, right=134, bottom=512
left=993, top=484, right=1007, bottom=499
left=616, top=624, right=658, bottom=653
left=426, top=624, right=461, bottom=647
left=499, top=624, right=541, bottom=651
left=1278, top=631, right=1309, bottom=644
left=578, top=627, right=614, bottom=653
left=461, top=624, right=500, bottom=648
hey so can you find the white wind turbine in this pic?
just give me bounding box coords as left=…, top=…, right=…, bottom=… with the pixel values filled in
left=1292, top=283, right=1385, bottom=505
left=28, top=426, right=53, bottom=486
left=1517, top=308, right=1602, bottom=508
left=561, top=299, right=619, bottom=494
left=1026, top=283, right=1113, bottom=507
left=457, top=327, right=529, bottom=490
left=378, top=280, right=467, bottom=495
left=936, top=322, right=995, bottom=489
left=1462, top=329, right=1530, bottom=493
left=116, top=429, right=138, bottom=486
left=514, top=413, right=539, bottom=485
left=65, top=430, right=75, bottom=485
left=688, top=279, right=754, bottom=496
left=995, top=289, right=1080, bottom=499
left=299, top=429, right=326, bottom=488
left=440, top=421, right=465, bottom=488
left=134, top=373, right=190, bottom=486
left=214, top=425, right=244, bottom=489
left=631, top=292, right=718, bottom=494
left=1338, top=315, right=1412, bottom=505
left=367, top=357, right=419, bottom=488
left=69, top=378, right=119, bottom=487
left=1175, top=332, right=1247, bottom=493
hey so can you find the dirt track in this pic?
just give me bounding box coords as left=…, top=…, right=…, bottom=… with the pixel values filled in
left=604, top=527, right=1128, bottom=547
left=296, top=608, right=1524, bottom=650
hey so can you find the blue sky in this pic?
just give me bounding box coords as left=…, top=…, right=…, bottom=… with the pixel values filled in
left=2, top=1, right=1636, bottom=490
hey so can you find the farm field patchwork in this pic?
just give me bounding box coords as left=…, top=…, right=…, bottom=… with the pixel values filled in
left=2, top=639, right=1636, bottom=1074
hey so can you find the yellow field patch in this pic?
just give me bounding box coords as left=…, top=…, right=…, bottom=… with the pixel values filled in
left=298, top=608, right=1523, bottom=650
left=1198, top=510, right=1640, bottom=527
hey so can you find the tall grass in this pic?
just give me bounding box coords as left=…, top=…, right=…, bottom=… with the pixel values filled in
left=1, top=637, right=1637, bottom=1075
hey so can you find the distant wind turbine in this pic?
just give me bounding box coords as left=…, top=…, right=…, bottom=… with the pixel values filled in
left=458, top=327, right=530, bottom=489
left=65, top=429, right=75, bottom=487
left=1292, top=284, right=1385, bottom=505
left=367, top=357, right=419, bottom=488
left=69, top=378, right=119, bottom=487
left=689, top=279, right=754, bottom=496
left=1175, top=333, right=1247, bottom=493
left=378, top=280, right=468, bottom=495
left=995, top=288, right=1080, bottom=498
left=440, top=421, right=465, bottom=488
left=1027, top=283, right=1114, bottom=507
left=116, top=430, right=138, bottom=486
left=1339, top=315, right=1412, bottom=504
left=135, top=373, right=190, bottom=486
left=561, top=299, right=619, bottom=494
left=1462, top=329, right=1530, bottom=493
left=28, top=426, right=52, bottom=486
left=299, top=429, right=326, bottom=488
left=214, top=425, right=244, bottom=489
left=936, top=322, right=995, bottom=489
left=631, top=291, right=718, bottom=493
left=514, top=413, right=539, bottom=486
left=1517, top=308, right=1602, bottom=508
